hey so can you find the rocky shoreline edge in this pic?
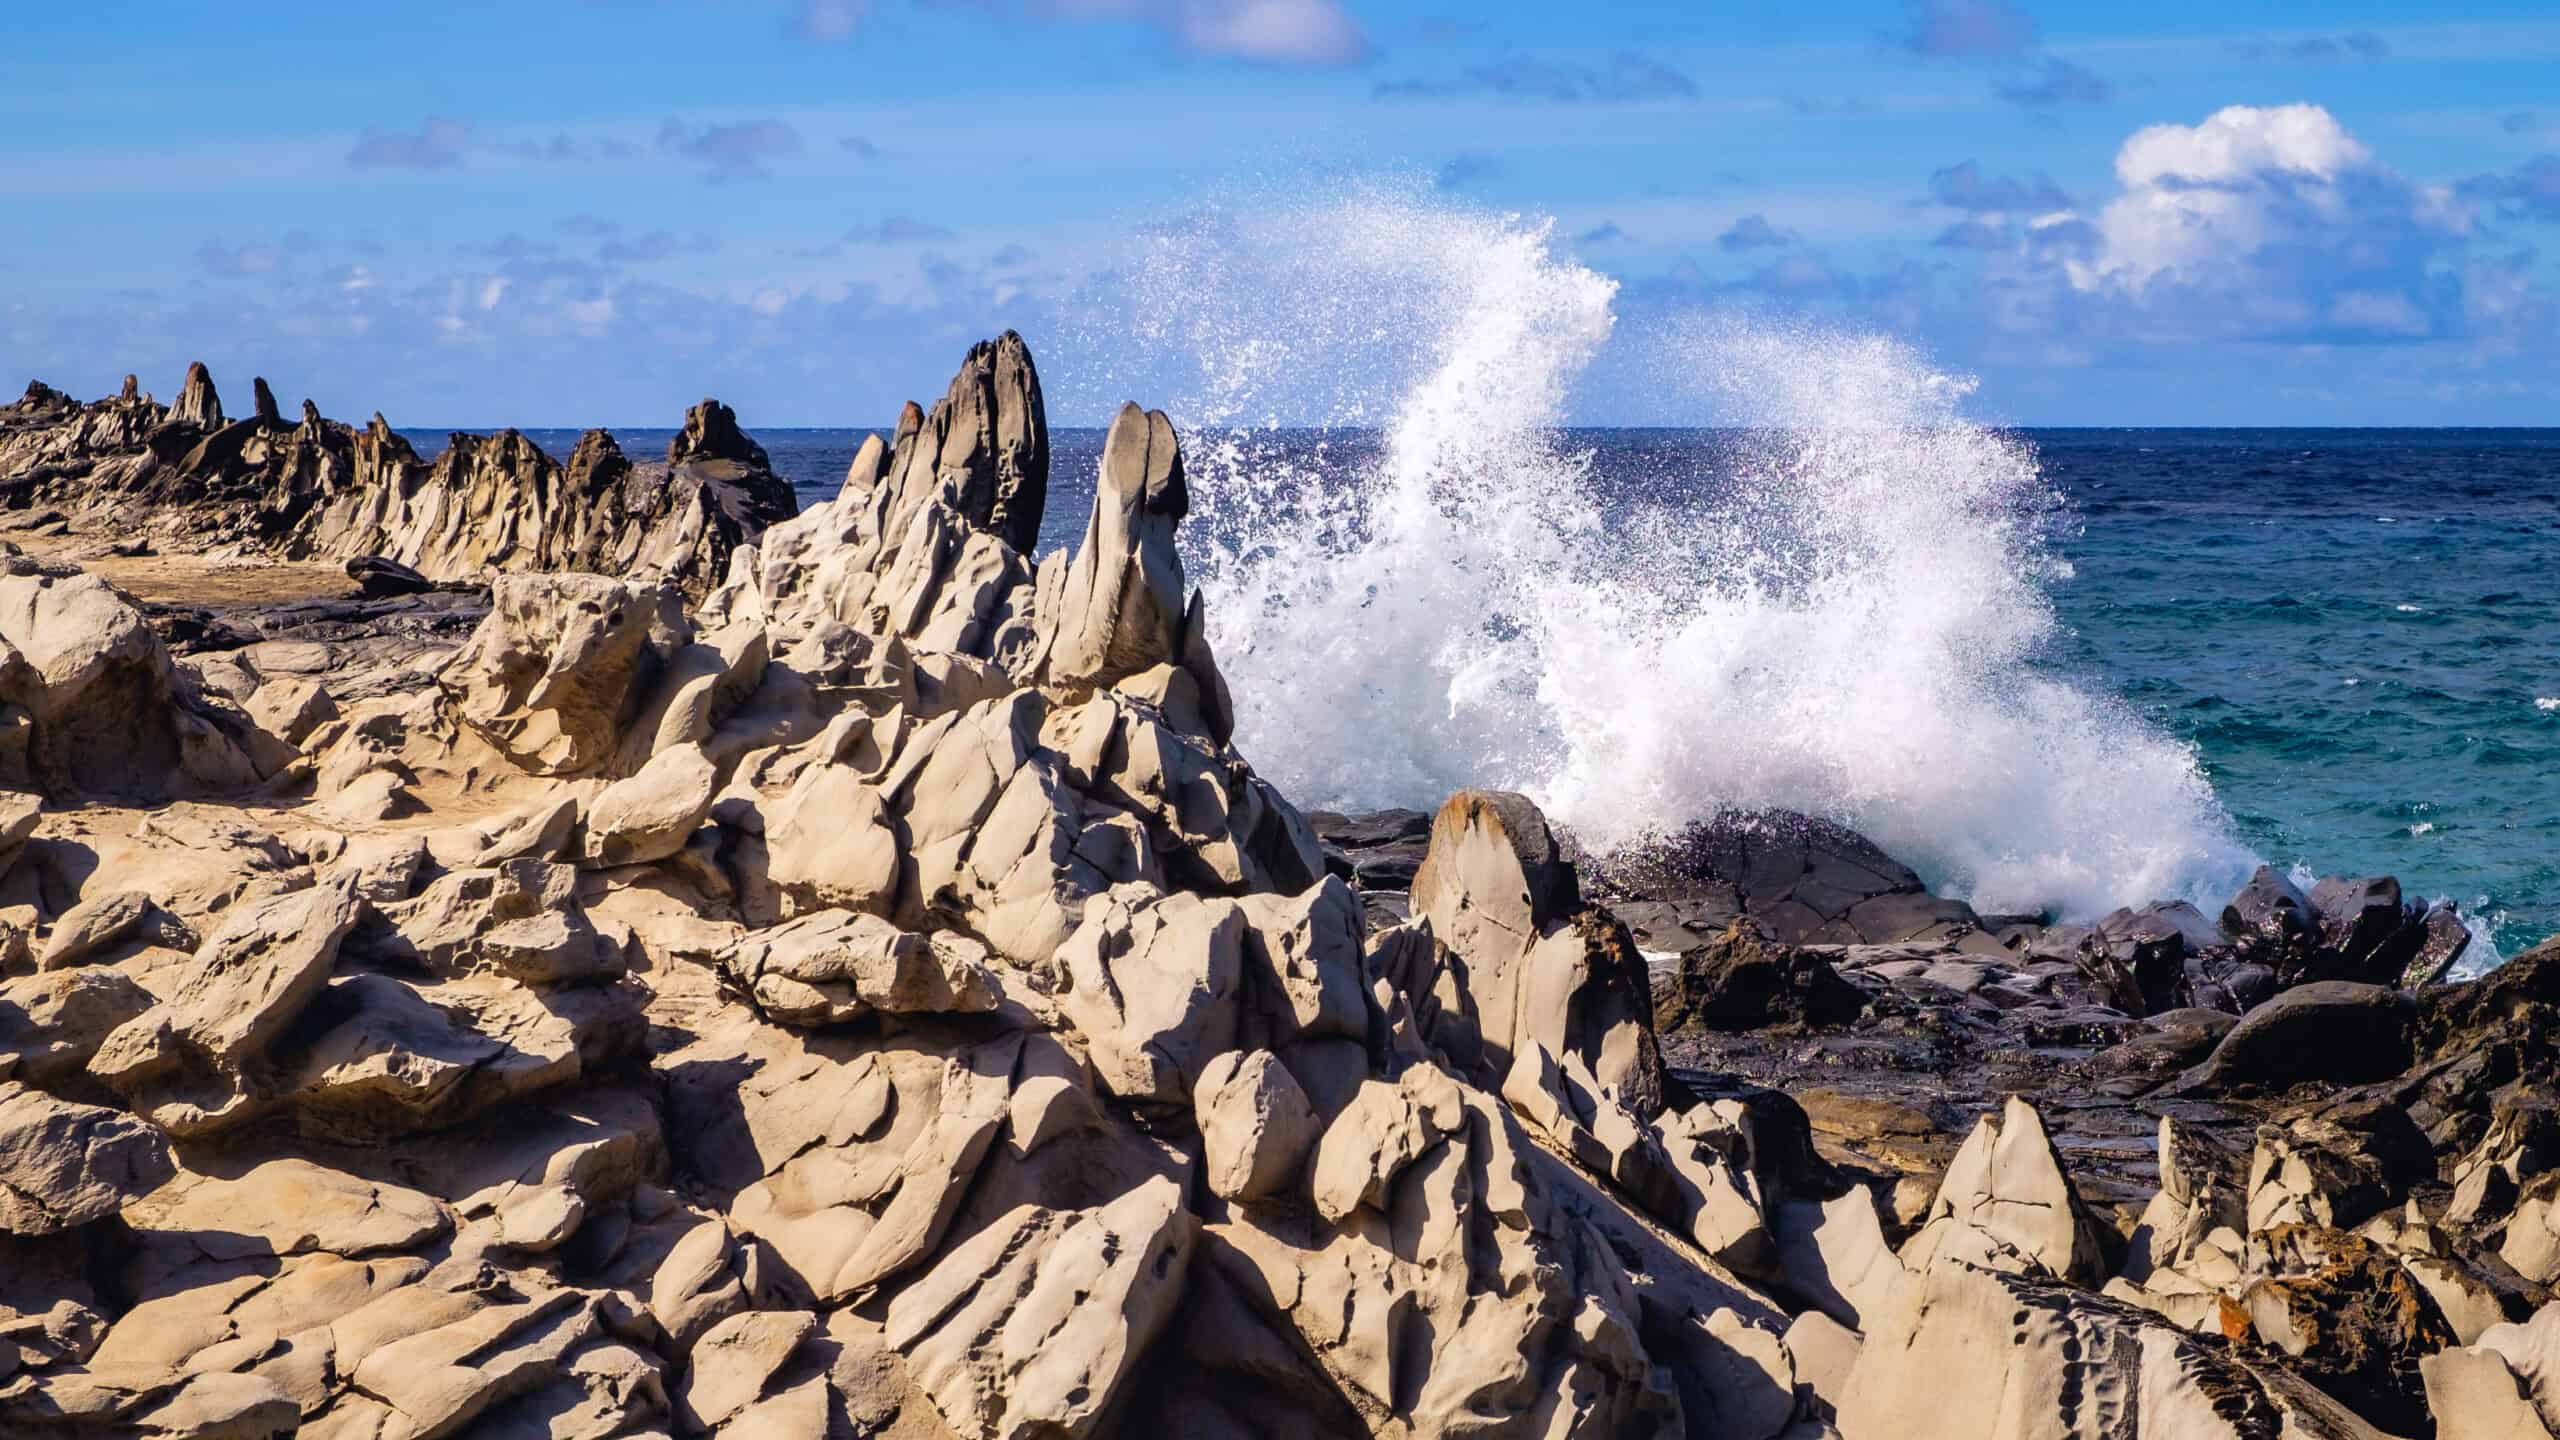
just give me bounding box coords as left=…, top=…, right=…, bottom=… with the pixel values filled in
left=2, top=336, right=2555, bottom=1439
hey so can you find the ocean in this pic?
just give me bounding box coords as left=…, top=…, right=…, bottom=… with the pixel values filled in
left=454, top=422, right=2556, bottom=965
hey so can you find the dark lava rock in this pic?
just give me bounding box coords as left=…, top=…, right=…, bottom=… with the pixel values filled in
left=345, top=554, right=433, bottom=599
left=2400, top=903, right=2472, bottom=987
left=1653, top=924, right=1868, bottom=1033
left=2172, top=981, right=2416, bottom=1094
left=1589, top=810, right=1988, bottom=948
left=2087, top=1006, right=2239, bottom=1087
left=1308, top=808, right=1433, bottom=892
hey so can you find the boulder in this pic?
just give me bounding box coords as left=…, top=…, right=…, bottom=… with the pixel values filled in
left=86, top=881, right=366, bottom=1135
left=1193, top=1048, right=1319, bottom=1201
left=2425, top=1302, right=2560, bottom=1440
left=1654, top=921, right=1868, bottom=1032
left=1410, top=789, right=1662, bottom=1118
left=37, top=889, right=155, bottom=970
left=442, top=572, right=687, bottom=776
left=345, top=554, right=433, bottom=598
left=0, top=1080, right=173, bottom=1233
left=0, top=564, right=286, bottom=799
left=1036, top=402, right=1201, bottom=697
left=169, top=360, right=223, bottom=429
left=580, top=740, right=718, bottom=867
left=2174, top=982, right=2417, bottom=1094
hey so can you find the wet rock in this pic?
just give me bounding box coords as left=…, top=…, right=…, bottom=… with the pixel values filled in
left=1655, top=921, right=1869, bottom=1032
left=2174, top=981, right=2417, bottom=1094
left=1593, top=809, right=1990, bottom=948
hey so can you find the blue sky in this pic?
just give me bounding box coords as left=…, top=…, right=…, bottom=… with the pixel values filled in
left=4, top=0, right=2557, bottom=426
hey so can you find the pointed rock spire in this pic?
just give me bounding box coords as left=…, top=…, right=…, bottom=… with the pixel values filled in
left=251, top=377, right=281, bottom=426
left=669, top=398, right=767, bottom=470
left=170, top=361, right=223, bottom=429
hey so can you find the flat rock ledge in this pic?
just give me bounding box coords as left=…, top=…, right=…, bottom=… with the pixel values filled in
left=0, top=334, right=2550, bottom=1440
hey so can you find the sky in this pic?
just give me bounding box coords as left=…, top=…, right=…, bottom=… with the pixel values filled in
left=3, top=0, right=2557, bottom=427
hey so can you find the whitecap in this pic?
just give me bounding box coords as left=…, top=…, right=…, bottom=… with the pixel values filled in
left=1095, top=181, right=2255, bottom=922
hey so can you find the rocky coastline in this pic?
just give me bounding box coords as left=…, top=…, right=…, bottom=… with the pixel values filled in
left=2, top=333, right=2556, bottom=1438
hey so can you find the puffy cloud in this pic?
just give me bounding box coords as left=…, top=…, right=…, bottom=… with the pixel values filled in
left=656, top=118, right=803, bottom=181
left=2031, top=105, right=2473, bottom=342
left=1995, top=56, right=2111, bottom=107
left=1894, top=0, right=2035, bottom=58
left=347, top=117, right=472, bottom=170
left=1375, top=51, right=1698, bottom=104
left=1715, top=214, right=1795, bottom=251
left=1928, top=160, right=2072, bottom=213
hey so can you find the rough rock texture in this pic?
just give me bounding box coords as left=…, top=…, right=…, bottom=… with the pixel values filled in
left=0, top=333, right=2545, bottom=1440
left=0, top=366, right=797, bottom=597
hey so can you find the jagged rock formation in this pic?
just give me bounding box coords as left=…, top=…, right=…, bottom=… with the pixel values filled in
left=0, top=364, right=800, bottom=597
left=2, top=332, right=2555, bottom=1439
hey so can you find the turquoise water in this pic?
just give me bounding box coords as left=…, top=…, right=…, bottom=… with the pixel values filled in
left=2033, top=429, right=2560, bottom=955
left=460, top=424, right=2560, bottom=954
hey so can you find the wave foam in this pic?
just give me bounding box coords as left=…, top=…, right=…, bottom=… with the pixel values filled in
left=1089, top=183, right=2255, bottom=921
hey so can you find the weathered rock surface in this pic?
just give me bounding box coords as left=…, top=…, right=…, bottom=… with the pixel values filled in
left=0, top=333, right=2543, bottom=1440
left=1, top=366, right=797, bottom=597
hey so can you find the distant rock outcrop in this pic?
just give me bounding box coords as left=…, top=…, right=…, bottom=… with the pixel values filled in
left=0, top=366, right=799, bottom=597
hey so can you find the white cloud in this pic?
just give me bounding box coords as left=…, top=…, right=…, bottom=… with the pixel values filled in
left=2029, top=104, right=2474, bottom=341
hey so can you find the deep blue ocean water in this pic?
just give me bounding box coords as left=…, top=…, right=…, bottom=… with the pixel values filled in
left=447, top=424, right=2560, bottom=954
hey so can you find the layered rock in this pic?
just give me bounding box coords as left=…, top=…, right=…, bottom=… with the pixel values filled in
left=0, top=365, right=797, bottom=597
